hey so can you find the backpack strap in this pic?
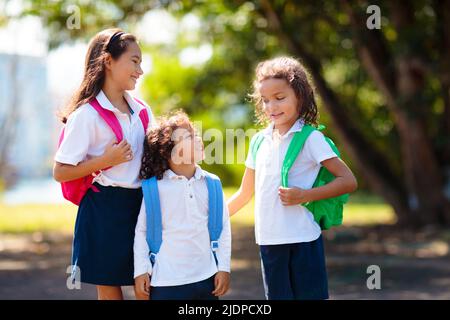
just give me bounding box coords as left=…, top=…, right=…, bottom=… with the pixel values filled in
left=133, top=97, right=151, bottom=132
left=142, top=177, right=163, bottom=266
left=58, top=98, right=124, bottom=147
left=205, top=172, right=224, bottom=265
left=89, top=98, right=123, bottom=142
left=281, top=125, right=316, bottom=188
left=250, top=131, right=265, bottom=165
left=61, top=98, right=148, bottom=148
left=58, top=99, right=123, bottom=175
left=138, top=108, right=150, bottom=132
left=142, top=172, right=223, bottom=267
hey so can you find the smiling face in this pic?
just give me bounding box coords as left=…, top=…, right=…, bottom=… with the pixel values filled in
left=106, top=41, right=143, bottom=91
left=258, top=77, right=300, bottom=134
left=170, top=124, right=204, bottom=165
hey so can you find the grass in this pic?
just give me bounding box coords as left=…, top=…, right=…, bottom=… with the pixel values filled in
left=0, top=203, right=77, bottom=234
left=0, top=190, right=395, bottom=234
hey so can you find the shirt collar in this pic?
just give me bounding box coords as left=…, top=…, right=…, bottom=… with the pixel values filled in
left=95, top=90, right=144, bottom=115
left=263, top=119, right=305, bottom=138
left=163, top=165, right=206, bottom=181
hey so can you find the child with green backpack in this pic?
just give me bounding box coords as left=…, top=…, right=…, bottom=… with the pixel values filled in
left=227, top=57, right=357, bottom=300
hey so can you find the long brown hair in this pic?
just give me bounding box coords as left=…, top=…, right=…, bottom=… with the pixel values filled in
left=250, top=56, right=319, bottom=126
left=140, top=111, right=194, bottom=180
left=58, top=28, right=137, bottom=123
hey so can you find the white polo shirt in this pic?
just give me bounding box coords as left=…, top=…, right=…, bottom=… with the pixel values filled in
left=133, top=166, right=232, bottom=287
left=245, top=120, right=337, bottom=245
left=54, top=90, right=154, bottom=189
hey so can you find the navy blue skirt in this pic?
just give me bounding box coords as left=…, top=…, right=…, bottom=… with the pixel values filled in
left=71, top=183, right=142, bottom=286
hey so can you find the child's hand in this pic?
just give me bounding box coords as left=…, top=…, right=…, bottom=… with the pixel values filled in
left=212, top=271, right=230, bottom=297
left=134, top=273, right=151, bottom=300
left=278, top=186, right=309, bottom=206
left=102, top=139, right=133, bottom=167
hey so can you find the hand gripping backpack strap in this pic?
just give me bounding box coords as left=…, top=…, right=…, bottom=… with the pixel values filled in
left=142, top=177, right=163, bottom=266
left=57, top=99, right=124, bottom=205
left=281, top=125, right=316, bottom=188
left=281, top=124, right=348, bottom=230
left=89, top=98, right=125, bottom=176
left=205, top=173, right=223, bottom=265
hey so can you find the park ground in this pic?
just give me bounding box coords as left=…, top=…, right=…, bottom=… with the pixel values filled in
left=1, top=190, right=450, bottom=299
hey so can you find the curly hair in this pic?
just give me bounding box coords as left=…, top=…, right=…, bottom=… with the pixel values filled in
left=140, top=111, right=194, bottom=180
left=250, top=56, right=319, bottom=126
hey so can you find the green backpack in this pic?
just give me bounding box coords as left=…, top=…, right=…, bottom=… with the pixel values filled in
left=250, top=124, right=349, bottom=230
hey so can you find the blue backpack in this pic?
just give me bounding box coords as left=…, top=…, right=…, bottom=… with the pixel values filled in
left=141, top=172, right=224, bottom=266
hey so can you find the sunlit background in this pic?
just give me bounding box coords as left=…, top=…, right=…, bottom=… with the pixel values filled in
left=1, top=0, right=449, bottom=300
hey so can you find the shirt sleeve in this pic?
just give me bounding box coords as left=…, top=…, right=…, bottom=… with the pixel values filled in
left=245, top=134, right=258, bottom=170
left=54, top=108, right=93, bottom=166
left=303, top=130, right=338, bottom=165
left=244, top=147, right=256, bottom=169
left=133, top=200, right=153, bottom=278
left=216, top=192, right=232, bottom=273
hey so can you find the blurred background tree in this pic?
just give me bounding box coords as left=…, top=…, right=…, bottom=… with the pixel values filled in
left=9, top=0, right=450, bottom=228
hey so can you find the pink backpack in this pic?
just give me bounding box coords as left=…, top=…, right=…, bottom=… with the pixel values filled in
left=58, top=97, right=150, bottom=205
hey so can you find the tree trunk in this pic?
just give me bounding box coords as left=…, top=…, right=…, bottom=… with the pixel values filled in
left=394, top=59, right=450, bottom=226
left=342, top=0, right=450, bottom=226
left=390, top=1, right=450, bottom=225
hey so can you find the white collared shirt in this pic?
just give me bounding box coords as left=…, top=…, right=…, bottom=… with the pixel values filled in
left=245, top=120, right=337, bottom=245
left=133, top=166, right=232, bottom=287
left=54, top=90, right=154, bottom=189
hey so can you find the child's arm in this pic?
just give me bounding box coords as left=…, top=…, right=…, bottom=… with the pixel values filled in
left=227, top=167, right=255, bottom=216
left=213, top=194, right=232, bottom=297
left=133, top=201, right=152, bottom=299
left=53, top=140, right=132, bottom=182
left=278, top=157, right=357, bottom=206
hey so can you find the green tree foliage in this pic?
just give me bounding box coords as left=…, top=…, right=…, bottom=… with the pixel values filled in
left=12, top=0, right=450, bottom=227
